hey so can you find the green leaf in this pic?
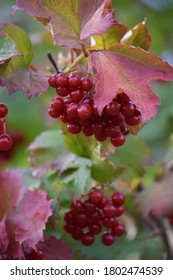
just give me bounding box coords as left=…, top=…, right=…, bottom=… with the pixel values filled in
left=0, top=37, right=21, bottom=62
left=28, top=129, right=76, bottom=174
left=89, top=22, right=127, bottom=50
left=91, top=145, right=125, bottom=183
left=62, top=125, right=97, bottom=158
left=121, top=19, right=151, bottom=50
left=109, top=136, right=152, bottom=187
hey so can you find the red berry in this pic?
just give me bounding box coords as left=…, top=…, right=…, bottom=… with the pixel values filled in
left=116, top=92, right=130, bottom=104
left=48, top=106, right=61, bottom=118
left=0, top=119, right=4, bottom=135
left=56, top=87, right=69, bottom=97
left=75, top=213, right=89, bottom=228
left=0, top=134, right=12, bottom=151
left=64, top=211, right=75, bottom=225
left=48, top=74, right=57, bottom=87
left=82, top=126, right=93, bottom=136
left=83, top=200, right=96, bottom=213
left=89, top=190, right=103, bottom=204
left=70, top=90, right=84, bottom=102
left=66, top=103, right=78, bottom=119
left=102, top=217, right=118, bottom=228
left=81, top=233, right=94, bottom=246
left=81, top=77, right=93, bottom=91
left=77, top=103, right=93, bottom=119
left=0, top=103, right=8, bottom=118
left=111, top=132, right=125, bottom=147
left=51, top=97, right=65, bottom=111
left=112, top=222, right=125, bottom=236
left=105, top=101, right=120, bottom=116
left=120, top=101, right=135, bottom=117
left=114, top=205, right=124, bottom=217
left=72, top=228, right=84, bottom=240
left=56, top=73, right=68, bottom=88
left=94, top=131, right=107, bottom=142
left=71, top=200, right=83, bottom=214
left=89, top=210, right=102, bottom=223
left=67, top=122, right=82, bottom=134
left=89, top=223, right=102, bottom=235
left=105, top=125, right=120, bottom=137
left=103, top=204, right=117, bottom=218
left=102, top=232, right=115, bottom=246
left=112, top=113, right=125, bottom=126
left=112, top=192, right=125, bottom=206
left=67, top=74, right=81, bottom=90
left=64, top=224, right=75, bottom=234
left=59, top=114, right=70, bottom=123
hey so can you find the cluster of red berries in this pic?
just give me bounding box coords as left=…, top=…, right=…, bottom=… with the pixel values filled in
left=48, top=73, right=141, bottom=147
left=0, top=103, right=12, bottom=151
left=64, top=188, right=125, bottom=246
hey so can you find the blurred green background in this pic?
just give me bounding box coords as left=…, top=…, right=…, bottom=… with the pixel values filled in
left=0, top=0, right=173, bottom=167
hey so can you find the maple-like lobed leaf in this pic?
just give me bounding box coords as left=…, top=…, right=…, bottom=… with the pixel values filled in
left=121, top=19, right=151, bottom=51
left=12, top=0, right=116, bottom=48
left=0, top=169, right=52, bottom=258
left=89, top=44, right=173, bottom=124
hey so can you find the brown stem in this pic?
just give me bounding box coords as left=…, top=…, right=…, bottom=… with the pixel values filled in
left=47, top=51, right=60, bottom=73
left=80, top=43, right=88, bottom=57
left=150, top=212, right=172, bottom=260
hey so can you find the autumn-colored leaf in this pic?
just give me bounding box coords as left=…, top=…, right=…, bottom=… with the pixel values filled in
left=135, top=168, right=173, bottom=218
left=89, top=44, right=173, bottom=124
left=12, top=0, right=116, bottom=48
left=121, top=19, right=151, bottom=51
left=0, top=23, right=48, bottom=97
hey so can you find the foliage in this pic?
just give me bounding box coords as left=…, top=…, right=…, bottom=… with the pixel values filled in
left=0, top=0, right=173, bottom=260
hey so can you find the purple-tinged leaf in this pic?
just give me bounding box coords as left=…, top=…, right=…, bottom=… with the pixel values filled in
left=12, top=0, right=116, bottom=48
left=89, top=44, right=173, bottom=124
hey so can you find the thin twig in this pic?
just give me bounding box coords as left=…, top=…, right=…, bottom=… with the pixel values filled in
left=80, top=43, right=88, bottom=57
left=47, top=51, right=60, bottom=73
left=150, top=212, right=172, bottom=260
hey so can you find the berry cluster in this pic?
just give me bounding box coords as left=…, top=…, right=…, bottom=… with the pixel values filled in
left=64, top=188, right=125, bottom=246
left=0, top=103, right=12, bottom=151
left=48, top=73, right=141, bottom=147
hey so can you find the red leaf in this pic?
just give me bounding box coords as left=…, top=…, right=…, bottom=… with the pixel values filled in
left=89, top=44, right=173, bottom=124
left=12, top=0, right=116, bottom=48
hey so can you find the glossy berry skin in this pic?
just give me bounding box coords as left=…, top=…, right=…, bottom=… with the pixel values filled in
left=56, top=73, right=68, bottom=88
left=77, top=103, right=93, bottom=119
left=71, top=200, right=83, bottom=214
left=75, top=213, right=89, bottom=228
left=81, top=77, right=93, bottom=91
left=120, top=101, right=135, bottom=117
left=112, top=222, right=125, bottom=236
left=103, top=204, right=118, bottom=218
left=70, top=90, right=84, bottom=102
left=51, top=97, right=65, bottom=111
left=0, top=103, right=8, bottom=118
left=111, top=132, right=125, bottom=147
left=102, top=217, right=118, bottom=228
left=0, top=134, right=13, bottom=151
left=102, top=232, right=115, bottom=246
left=67, top=122, right=82, bottom=134
left=48, top=107, right=61, bottom=118
left=81, top=233, right=94, bottom=246
left=112, top=192, right=125, bottom=206
left=89, top=190, right=103, bottom=204
left=89, top=223, right=102, bottom=235
left=56, top=87, right=69, bottom=97
left=48, top=74, right=57, bottom=87
left=68, top=74, right=81, bottom=90
left=105, top=101, right=119, bottom=116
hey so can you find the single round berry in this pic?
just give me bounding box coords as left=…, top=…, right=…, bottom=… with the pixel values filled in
left=112, top=222, right=125, bottom=236
left=105, top=101, right=120, bottom=116
left=89, top=223, right=102, bottom=235
left=111, top=132, right=125, bottom=147
left=89, top=190, right=103, bottom=205
left=0, top=134, right=12, bottom=151
left=64, top=211, right=75, bottom=225
left=102, top=217, right=118, bottom=228
left=83, top=200, right=96, bottom=213
left=75, top=213, right=89, bottom=228
left=112, top=192, right=125, bottom=206
left=56, top=73, right=68, bottom=88
left=120, top=101, right=135, bottom=117
left=114, top=205, right=124, bottom=217
left=71, top=200, right=83, bottom=214
left=48, top=107, right=61, bottom=118
left=116, top=92, right=130, bottom=104
left=77, top=103, right=93, bottom=119
left=82, top=126, right=93, bottom=136
left=70, top=90, right=84, bottom=102
left=51, top=97, right=65, bottom=111
left=67, top=74, right=81, bottom=90
left=81, top=77, right=93, bottom=91
left=64, top=224, right=75, bottom=234
left=0, top=103, right=8, bottom=118
left=102, top=232, right=115, bottom=246
left=94, top=131, right=107, bottom=142
left=103, top=204, right=117, bottom=218
left=72, top=228, right=84, bottom=240
left=67, top=122, right=82, bottom=134
left=56, top=87, right=69, bottom=97
left=89, top=210, right=102, bottom=223
left=48, top=74, right=57, bottom=87
left=66, top=103, right=78, bottom=119
left=59, top=114, right=70, bottom=123
left=81, top=233, right=94, bottom=246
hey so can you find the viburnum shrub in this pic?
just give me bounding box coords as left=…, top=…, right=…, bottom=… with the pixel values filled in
left=0, top=0, right=173, bottom=260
